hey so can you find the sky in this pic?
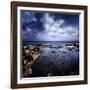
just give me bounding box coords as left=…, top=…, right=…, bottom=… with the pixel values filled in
left=21, top=10, right=79, bottom=41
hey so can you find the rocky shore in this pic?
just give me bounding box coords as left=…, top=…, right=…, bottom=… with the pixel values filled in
left=22, top=43, right=79, bottom=77
left=22, top=45, right=43, bottom=77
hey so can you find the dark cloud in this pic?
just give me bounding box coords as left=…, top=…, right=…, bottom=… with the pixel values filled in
left=21, top=10, right=79, bottom=41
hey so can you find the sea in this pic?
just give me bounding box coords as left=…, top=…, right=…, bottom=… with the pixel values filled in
left=22, top=41, right=79, bottom=46
left=22, top=41, right=79, bottom=77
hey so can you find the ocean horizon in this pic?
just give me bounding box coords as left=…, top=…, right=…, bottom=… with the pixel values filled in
left=22, top=41, right=79, bottom=45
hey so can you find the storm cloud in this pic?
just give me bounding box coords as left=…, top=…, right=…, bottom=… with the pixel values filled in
left=21, top=10, right=79, bottom=41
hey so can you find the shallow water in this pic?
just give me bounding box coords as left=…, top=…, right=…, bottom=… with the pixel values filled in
left=30, top=44, right=79, bottom=77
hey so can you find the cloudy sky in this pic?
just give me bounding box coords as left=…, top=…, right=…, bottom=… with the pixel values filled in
left=21, top=10, right=79, bottom=41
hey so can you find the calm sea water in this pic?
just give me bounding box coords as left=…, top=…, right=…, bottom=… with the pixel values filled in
left=22, top=41, right=79, bottom=77
left=23, top=41, right=79, bottom=46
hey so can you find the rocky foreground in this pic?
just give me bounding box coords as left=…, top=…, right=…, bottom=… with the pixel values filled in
left=22, top=43, right=79, bottom=77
